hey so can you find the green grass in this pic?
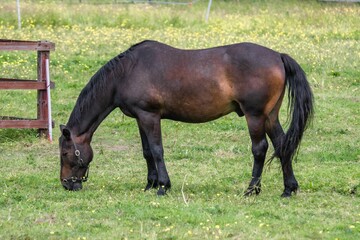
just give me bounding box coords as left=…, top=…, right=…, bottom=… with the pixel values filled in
left=1, top=0, right=360, bottom=239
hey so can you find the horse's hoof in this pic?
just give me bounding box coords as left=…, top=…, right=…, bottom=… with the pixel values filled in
left=244, top=191, right=252, bottom=197
left=244, top=186, right=261, bottom=196
left=144, top=181, right=158, bottom=191
left=157, top=187, right=166, bottom=196
left=281, top=188, right=297, bottom=198
left=281, top=192, right=291, bottom=198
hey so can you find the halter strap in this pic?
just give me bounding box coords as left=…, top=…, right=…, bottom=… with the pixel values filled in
left=73, top=142, right=85, bottom=167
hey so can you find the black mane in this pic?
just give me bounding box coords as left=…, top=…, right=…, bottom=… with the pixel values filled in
left=67, top=40, right=151, bottom=128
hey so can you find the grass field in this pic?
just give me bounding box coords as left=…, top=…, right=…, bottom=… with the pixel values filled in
left=0, top=0, right=359, bottom=239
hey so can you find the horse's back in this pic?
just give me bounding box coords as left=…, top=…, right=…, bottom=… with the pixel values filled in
left=131, top=41, right=285, bottom=86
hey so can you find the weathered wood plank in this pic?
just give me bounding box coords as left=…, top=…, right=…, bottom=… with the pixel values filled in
left=0, top=40, right=55, bottom=51
left=0, top=119, right=49, bottom=129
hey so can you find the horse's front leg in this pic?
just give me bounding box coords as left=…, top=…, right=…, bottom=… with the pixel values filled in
left=137, top=126, right=158, bottom=191
left=136, top=113, right=171, bottom=196
left=244, top=115, right=268, bottom=196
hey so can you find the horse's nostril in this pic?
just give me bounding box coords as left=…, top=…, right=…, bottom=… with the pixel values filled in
left=73, top=183, right=83, bottom=191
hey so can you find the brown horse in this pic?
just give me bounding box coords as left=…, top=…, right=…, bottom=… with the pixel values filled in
left=59, top=40, right=313, bottom=197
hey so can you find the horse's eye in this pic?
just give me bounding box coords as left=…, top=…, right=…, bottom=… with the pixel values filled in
left=62, top=152, right=68, bottom=157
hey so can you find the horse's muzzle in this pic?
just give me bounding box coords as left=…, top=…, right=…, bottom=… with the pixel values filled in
left=62, top=179, right=83, bottom=191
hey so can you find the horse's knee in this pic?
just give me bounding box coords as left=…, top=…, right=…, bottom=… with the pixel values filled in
left=143, top=148, right=152, bottom=161
left=252, top=138, right=268, bottom=160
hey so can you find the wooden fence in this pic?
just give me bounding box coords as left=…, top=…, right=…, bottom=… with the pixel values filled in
left=0, top=39, right=55, bottom=141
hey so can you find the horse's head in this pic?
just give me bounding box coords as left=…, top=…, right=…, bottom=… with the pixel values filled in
left=59, top=125, right=93, bottom=191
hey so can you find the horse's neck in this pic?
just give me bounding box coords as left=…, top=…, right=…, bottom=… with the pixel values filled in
left=66, top=52, right=128, bottom=140
left=67, top=90, right=116, bottom=141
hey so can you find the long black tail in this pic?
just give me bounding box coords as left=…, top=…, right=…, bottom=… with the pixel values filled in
left=279, top=53, right=314, bottom=162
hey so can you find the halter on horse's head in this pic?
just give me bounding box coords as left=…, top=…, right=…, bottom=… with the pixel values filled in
left=59, top=125, right=92, bottom=191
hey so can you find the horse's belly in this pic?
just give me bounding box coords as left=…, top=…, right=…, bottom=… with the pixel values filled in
left=162, top=101, right=237, bottom=123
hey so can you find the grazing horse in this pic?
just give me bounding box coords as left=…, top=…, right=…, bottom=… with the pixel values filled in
left=59, top=40, right=313, bottom=197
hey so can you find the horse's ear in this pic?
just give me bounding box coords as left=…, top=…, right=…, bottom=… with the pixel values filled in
left=60, top=124, right=71, bottom=141
left=60, top=124, right=66, bottom=131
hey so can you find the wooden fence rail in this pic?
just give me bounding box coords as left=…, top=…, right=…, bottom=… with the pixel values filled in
left=0, top=39, right=55, bottom=141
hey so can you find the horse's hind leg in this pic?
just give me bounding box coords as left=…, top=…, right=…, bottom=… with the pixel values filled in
left=137, top=125, right=158, bottom=191
left=266, top=116, right=298, bottom=197
left=244, top=115, right=268, bottom=196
